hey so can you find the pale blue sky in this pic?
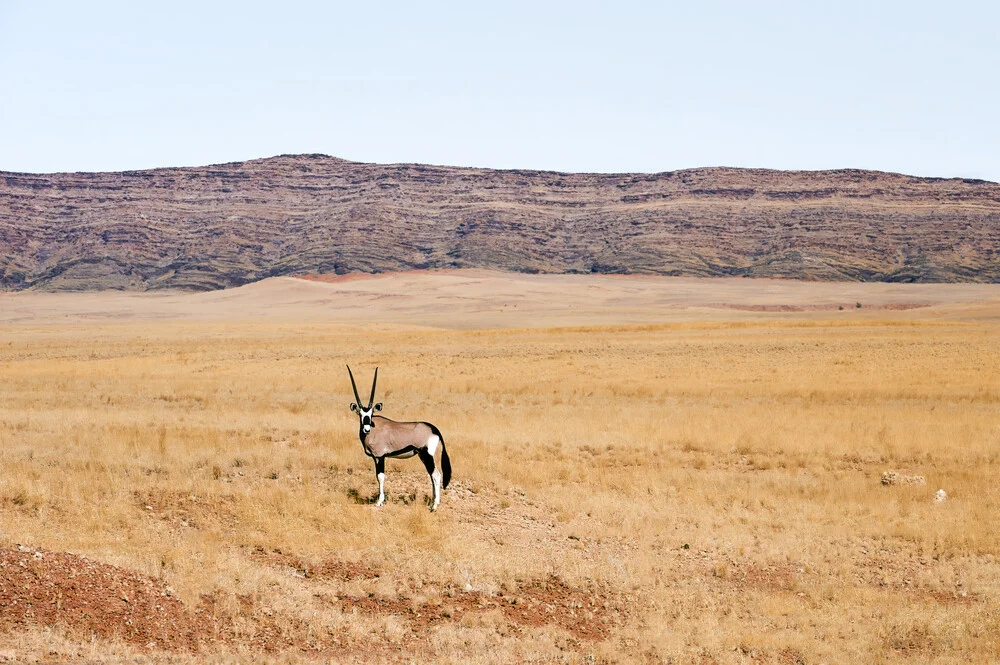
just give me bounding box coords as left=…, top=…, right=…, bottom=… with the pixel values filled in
left=1, top=1, right=997, bottom=179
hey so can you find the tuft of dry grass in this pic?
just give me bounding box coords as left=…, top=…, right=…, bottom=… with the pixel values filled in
left=0, top=310, right=998, bottom=663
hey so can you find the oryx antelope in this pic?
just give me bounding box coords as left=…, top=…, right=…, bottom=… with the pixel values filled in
left=347, top=366, right=451, bottom=511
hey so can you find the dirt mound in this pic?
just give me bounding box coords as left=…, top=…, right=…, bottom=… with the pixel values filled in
left=0, top=545, right=213, bottom=651
left=2, top=543, right=623, bottom=657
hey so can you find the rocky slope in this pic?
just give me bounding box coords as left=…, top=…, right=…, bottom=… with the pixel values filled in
left=1, top=154, right=998, bottom=290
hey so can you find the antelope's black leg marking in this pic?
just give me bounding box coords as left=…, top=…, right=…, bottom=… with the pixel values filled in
left=417, top=449, right=435, bottom=476
left=418, top=448, right=443, bottom=511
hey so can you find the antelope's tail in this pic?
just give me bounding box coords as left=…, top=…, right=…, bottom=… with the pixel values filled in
left=441, top=441, right=452, bottom=489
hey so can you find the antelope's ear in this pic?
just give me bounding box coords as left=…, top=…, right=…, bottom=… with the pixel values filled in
left=350, top=403, right=358, bottom=412
left=374, top=402, right=383, bottom=412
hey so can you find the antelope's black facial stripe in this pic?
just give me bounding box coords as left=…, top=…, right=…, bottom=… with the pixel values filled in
left=357, top=406, right=375, bottom=434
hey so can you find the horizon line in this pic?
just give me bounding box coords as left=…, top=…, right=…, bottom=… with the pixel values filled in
left=1, top=153, right=998, bottom=185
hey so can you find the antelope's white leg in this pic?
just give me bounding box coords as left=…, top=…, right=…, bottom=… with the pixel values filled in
left=430, top=469, right=442, bottom=511
left=374, top=457, right=386, bottom=507
left=426, top=434, right=444, bottom=511
left=376, top=472, right=386, bottom=506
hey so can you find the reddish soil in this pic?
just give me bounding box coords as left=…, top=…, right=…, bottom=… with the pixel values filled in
left=1, top=544, right=623, bottom=657
left=327, top=575, right=617, bottom=642
left=721, top=555, right=976, bottom=607
left=253, top=547, right=622, bottom=642
left=250, top=546, right=382, bottom=583
left=0, top=545, right=214, bottom=651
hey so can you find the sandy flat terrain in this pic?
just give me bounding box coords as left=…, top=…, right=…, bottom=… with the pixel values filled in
left=2, top=270, right=999, bottom=327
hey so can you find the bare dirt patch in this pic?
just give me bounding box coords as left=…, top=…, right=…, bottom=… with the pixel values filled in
left=250, top=546, right=381, bottom=584
left=324, top=575, right=620, bottom=643
left=251, top=544, right=624, bottom=643
left=0, top=545, right=212, bottom=651
left=726, top=561, right=801, bottom=593
left=134, top=490, right=242, bottom=531
left=0, top=544, right=326, bottom=655
left=2, top=540, right=624, bottom=659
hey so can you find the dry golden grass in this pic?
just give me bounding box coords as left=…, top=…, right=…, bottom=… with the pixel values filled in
left=1, top=276, right=999, bottom=663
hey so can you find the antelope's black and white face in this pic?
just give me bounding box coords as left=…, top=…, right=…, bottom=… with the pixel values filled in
left=347, top=365, right=382, bottom=436
left=350, top=401, right=382, bottom=434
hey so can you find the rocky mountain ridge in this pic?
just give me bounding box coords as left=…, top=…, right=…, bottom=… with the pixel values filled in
left=1, top=154, right=998, bottom=290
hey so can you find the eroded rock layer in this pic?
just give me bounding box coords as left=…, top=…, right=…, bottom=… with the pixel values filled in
left=1, top=154, right=998, bottom=290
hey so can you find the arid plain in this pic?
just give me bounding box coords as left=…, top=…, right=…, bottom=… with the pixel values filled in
left=1, top=271, right=999, bottom=664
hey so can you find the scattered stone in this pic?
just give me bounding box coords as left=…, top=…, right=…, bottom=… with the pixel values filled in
left=880, top=471, right=926, bottom=486
left=934, top=489, right=948, bottom=503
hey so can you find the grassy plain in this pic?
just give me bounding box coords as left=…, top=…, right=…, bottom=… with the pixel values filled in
left=1, top=273, right=999, bottom=664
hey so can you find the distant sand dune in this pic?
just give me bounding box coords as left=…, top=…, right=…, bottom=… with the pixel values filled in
left=2, top=270, right=999, bottom=327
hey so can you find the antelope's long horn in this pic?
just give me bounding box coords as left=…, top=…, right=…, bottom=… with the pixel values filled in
left=346, top=365, right=362, bottom=406
left=368, top=367, right=378, bottom=409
